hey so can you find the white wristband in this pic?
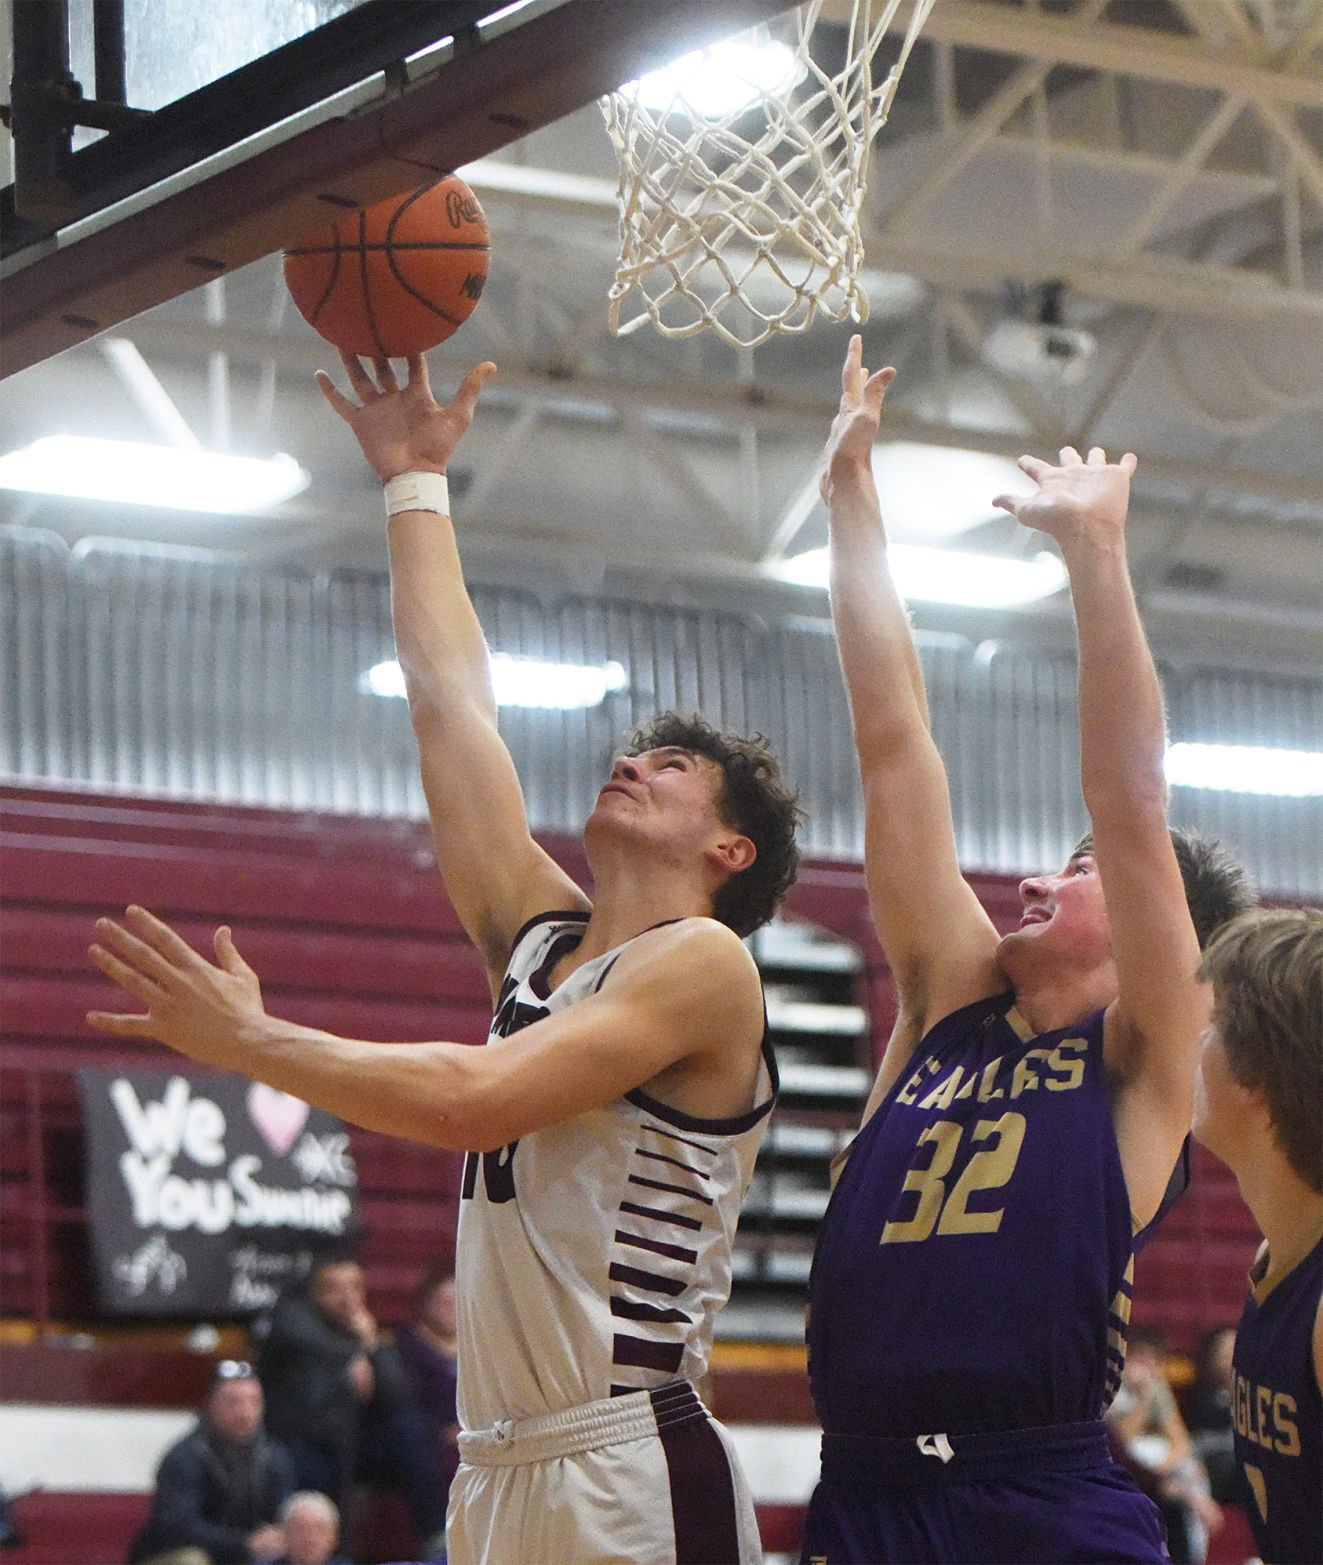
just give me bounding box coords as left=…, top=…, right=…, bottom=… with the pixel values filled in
left=384, top=470, right=450, bottom=518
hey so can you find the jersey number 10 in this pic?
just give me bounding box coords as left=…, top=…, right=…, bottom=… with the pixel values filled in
left=461, top=1141, right=519, bottom=1204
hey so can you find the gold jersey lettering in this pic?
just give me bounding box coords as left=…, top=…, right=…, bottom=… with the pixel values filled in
left=936, top=1111, right=1027, bottom=1235
left=977, top=1056, right=1006, bottom=1102
left=897, top=1056, right=941, bottom=1106
left=1011, top=1048, right=1050, bottom=1098
left=1044, top=1037, right=1087, bottom=1091
left=918, top=1066, right=966, bottom=1112
left=1233, top=1374, right=1251, bottom=1438
left=1243, top=1461, right=1268, bottom=1524
left=880, top=1112, right=1028, bottom=1245
left=1273, top=1392, right=1300, bottom=1456
left=1256, top=1384, right=1274, bottom=1449
left=880, top=1121, right=961, bottom=1243
left=1233, top=1375, right=1301, bottom=1454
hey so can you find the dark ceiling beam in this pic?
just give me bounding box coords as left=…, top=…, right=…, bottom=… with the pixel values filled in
left=0, top=0, right=792, bottom=379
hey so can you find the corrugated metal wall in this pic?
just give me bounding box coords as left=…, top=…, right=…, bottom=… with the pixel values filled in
left=3, top=527, right=1320, bottom=896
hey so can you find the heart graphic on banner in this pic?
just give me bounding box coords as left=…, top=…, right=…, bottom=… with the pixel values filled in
left=247, top=1083, right=309, bottom=1156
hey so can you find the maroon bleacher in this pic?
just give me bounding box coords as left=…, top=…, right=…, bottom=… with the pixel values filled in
left=1, top=783, right=498, bottom=1326
left=3, top=1494, right=150, bottom=1565
left=0, top=780, right=890, bottom=1328
left=1133, top=1140, right=1260, bottom=1346
left=1, top=779, right=1261, bottom=1342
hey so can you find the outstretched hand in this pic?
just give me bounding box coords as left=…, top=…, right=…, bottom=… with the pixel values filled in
left=316, top=351, right=497, bottom=484
left=88, top=906, right=267, bottom=1066
left=819, top=334, right=897, bottom=503
left=993, top=445, right=1137, bottom=552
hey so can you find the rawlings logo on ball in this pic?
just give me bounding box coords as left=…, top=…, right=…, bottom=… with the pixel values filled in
left=446, top=190, right=484, bottom=227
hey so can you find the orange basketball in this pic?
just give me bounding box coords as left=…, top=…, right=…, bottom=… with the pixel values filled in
left=283, top=175, right=490, bottom=358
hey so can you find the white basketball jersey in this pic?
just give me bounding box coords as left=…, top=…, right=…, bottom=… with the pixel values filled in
left=454, top=911, right=776, bottom=1431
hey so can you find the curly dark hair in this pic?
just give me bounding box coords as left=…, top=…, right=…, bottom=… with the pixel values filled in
left=1073, top=827, right=1254, bottom=950
left=629, top=711, right=802, bottom=937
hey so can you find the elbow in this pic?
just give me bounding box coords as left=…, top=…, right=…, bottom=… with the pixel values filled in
left=404, top=685, right=445, bottom=739
left=402, top=671, right=496, bottom=739
left=422, top=1047, right=512, bottom=1153
left=1081, top=762, right=1168, bottom=824
left=385, top=653, right=438, bottom=727
left=854, top=718, right=935, bottom=787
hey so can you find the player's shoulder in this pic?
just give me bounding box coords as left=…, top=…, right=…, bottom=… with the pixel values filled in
left=615, top=920, right=765, bottom=1069
left=639, top=914, right=755, bottom=962
left=614, top=916, right=760, bottom=992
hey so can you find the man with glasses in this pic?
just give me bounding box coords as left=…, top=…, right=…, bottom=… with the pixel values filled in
left=128, top=1360, right=295, bottom=1565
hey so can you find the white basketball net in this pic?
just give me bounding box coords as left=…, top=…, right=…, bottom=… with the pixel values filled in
left=602, top=0, right=937, bottom=349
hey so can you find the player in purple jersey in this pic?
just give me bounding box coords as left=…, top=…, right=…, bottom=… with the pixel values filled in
left=801, top=336, right=1253, bottom=1565
left=1194, top=907, right=1322, bottom=1565
left=86, top=352, right=801, bottom=1565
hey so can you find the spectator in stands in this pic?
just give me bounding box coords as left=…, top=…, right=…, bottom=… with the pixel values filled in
left=0, top=1481, right=23, bottom=1548
left=1107, top=1327, right=1223, bottom=1565
left=272, top=1492, right=349, bottom=1565
left=393, top=1264, right=460, bottom=1526
left=127, top=1360, right=295, bottom=1565
left=255, top=1256, right=445, bottom=1560
left=1187, top=1324, right=1248, bottom=1510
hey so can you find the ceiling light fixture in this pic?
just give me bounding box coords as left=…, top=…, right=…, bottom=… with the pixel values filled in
left=774, top=543, right=1067, bottom=609
left=630, top=36, right=804, bottom=119
left=362, top=655, right=629, bottom=711
left=1166, top=742, right=1323, bottom=797
left=0, top=435, right=310, bottom=514
left=871, top=443, right=1029, bottom=540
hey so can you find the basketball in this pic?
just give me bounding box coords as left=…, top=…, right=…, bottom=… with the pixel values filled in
left=283, top=175, right=490, bottom=358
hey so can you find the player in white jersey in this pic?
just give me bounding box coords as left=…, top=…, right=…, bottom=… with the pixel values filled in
left=451, top=910, right=776, bottom=1564
left=88, top=352, right=802, bottom=1565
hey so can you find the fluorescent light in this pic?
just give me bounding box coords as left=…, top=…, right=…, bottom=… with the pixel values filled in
left=630, top=37, right=804, bottom=119
left=775, top=543, right=1067, bottom=609
left=872, top=444, right=1029, bottom=541
left=361, top=661, right=409, bottom=699
left=0, top=436, right=309, bottom=514
left=1166, top=742, right=1323, bottom=797
left=491, top=655, right=627, bottom=709
left=361, top=656, right=629, bottom=711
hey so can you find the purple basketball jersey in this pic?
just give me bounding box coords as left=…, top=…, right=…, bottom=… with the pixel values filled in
left=1232, top=1234, right=1322, bottom=1564
left=808, top=993, right=1174, bottom=1439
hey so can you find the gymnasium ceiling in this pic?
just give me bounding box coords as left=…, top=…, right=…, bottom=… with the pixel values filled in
left=1, top=0, right=1321, bottom=676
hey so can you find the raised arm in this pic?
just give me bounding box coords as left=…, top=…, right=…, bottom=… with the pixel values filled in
left=319, top=354, right=585, bottom=990
left=822, top=337, right=1002, bottom=1107
left=993, top=447, right=1203, bottom=1224
left=88, top=907, right=765, bottom=1151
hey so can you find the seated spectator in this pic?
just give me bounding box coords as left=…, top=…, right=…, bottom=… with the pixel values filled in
left=1108, top=1327, right=1223, bottom=1565
left=127, top=1360, right=295, bottom=1565
left=255, top=1256, right=445, bottom=1559
left=272, top=1492, right=350, bottom=1565
left=0, top=1481, right=23, bottom=1547
left=393, top=1265, right=459, bottom=1516
left=1187, top=1324, right=1252, bottom=1512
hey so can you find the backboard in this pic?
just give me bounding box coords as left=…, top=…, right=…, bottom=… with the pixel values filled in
left=1, top=0, right=793, bottom=377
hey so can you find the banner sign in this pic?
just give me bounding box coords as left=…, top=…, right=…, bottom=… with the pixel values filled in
left=77, top=1069, right=359, bottom=1316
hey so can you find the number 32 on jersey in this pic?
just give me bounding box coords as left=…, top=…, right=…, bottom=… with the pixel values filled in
left=881, top=1111, right=1026, bottom=1244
